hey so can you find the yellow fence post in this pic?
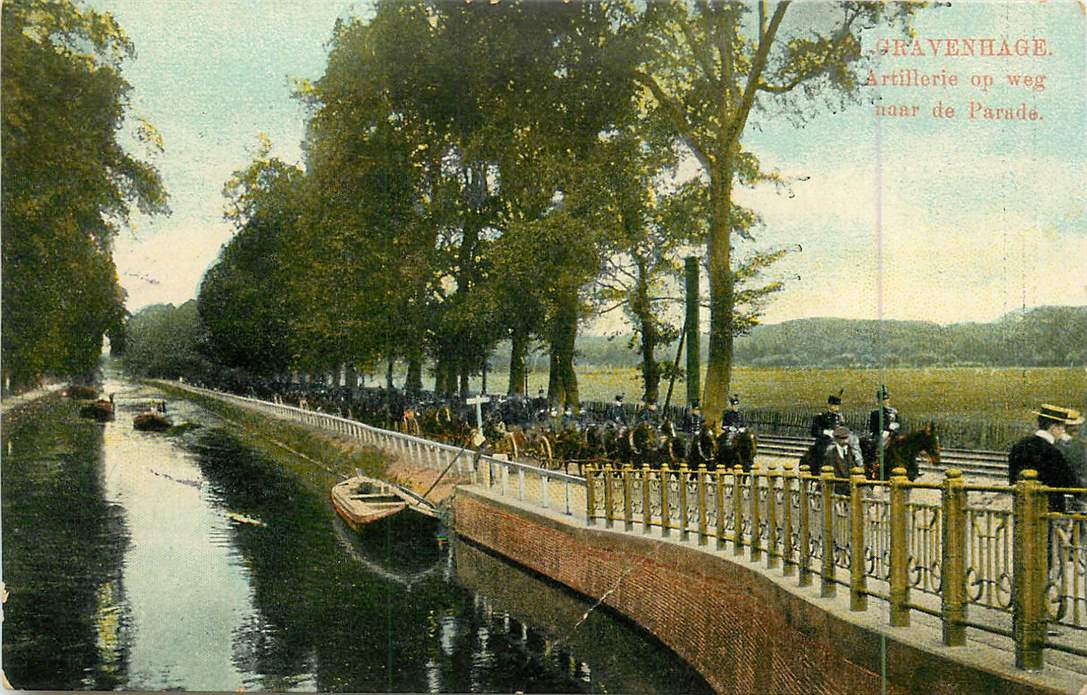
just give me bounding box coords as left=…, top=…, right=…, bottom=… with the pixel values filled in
left=767, top=464, right=779, bottom=570
left=642, top=468, right=653, bottom=534
left=782, top=463, right=795, bottom=577
left=660, top=464, right=671, bottom=538
left=750, top=464, right=762, bottom=563
left=585, top=464, right=596, bottom=526
left=850, top=466, right=868, bottom=612
left=941, top=468, right=967, bottom=646
left=799, top=465, right=812, bottom=586
left=602, top=463, right=614, bottom=529
left=821, top=466, right=837, bottom=598
left=1013, top=469, right=1048, bottom=671
left=733, top=466, right=745, bottom=556
left=889, top=467, right=910, bottom=627
left=698, top=465, right=709, bottom=546
left=678, top=462, right=690, bottom=541
left=622, top=465, right=633, bottom=531
left=715, top=470, right=725, bottom=550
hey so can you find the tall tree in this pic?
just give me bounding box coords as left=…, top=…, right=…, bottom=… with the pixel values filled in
left=199, top=140, right=298, bottom=376
left=633, top=1, right=917, bottom=420
left=2, top=0, right=168, bottom=390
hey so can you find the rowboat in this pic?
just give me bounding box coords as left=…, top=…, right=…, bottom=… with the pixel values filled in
left=80, top=398, right=115, bottom=421
left=330, top=476, right=409, bottom=531
left=133, top=410, right=171, bottom=431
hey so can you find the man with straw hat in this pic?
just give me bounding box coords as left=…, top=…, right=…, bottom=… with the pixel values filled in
left=1008, top=404, right=1083, bottom=512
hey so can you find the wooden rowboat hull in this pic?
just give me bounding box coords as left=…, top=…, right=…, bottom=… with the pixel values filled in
left=133, top=412, right=171, bottom=431
left=331, top=477, right=408, bottom=532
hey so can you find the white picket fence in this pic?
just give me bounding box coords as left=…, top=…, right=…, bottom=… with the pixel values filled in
left=168, top=382, right=586, bottom=518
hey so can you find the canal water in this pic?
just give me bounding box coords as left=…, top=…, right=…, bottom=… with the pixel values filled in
left=2, top=372, right=714, bottom=693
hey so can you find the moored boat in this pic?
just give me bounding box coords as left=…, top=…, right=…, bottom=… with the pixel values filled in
left=80, top=395, right=114, bottom=421
left=133, top=410, right=171, bottom=431
left=331, top=476, right=409, bottom=532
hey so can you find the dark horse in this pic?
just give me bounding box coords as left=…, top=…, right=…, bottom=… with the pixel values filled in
left=861, top=423, right=940, bottom=481
left=715, top=427, right=758, bottom=472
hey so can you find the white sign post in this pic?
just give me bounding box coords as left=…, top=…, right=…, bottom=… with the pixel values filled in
left=466, top=395, right=490, bottom=430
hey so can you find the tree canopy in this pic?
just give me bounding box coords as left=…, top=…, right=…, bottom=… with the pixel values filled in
left=2, top=0, right=168, bottom=390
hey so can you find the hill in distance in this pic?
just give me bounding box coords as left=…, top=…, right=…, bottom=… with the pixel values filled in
left=494, top=305, right=1087, bottom=370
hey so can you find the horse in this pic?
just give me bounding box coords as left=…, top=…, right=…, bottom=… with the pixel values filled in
left=861, top=423, right=940, bottom=481
left=625, top=421, right=663, bottom=468
left=659, top=419, right=689, bottom=466
left=716, top=427, right=758, bottom=472
left=687, top=424, right=719, bottom=470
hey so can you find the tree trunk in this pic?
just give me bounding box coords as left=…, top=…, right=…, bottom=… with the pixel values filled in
left=433, top=354, right=447, bottom=395
left=405, top=355, right=422, bottom=394
left=702, top=166, right=735, bottom=426
left=508, top=329, right=527, bottom=395
left=385, top=357, right=395, bottom=390
left=552, top=286, right=580, bottom=412
left=458, top=363, right=469, bottom=399
left=547, top=346, right=563, bottom=407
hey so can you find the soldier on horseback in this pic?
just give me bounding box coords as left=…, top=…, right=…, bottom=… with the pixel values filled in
left=811, top=392, right=845, bottom=443
left=605, top=394, right=627, bottom=426
left=721, top=394, right=744, bottom=429
left=637, top=399, right=661, bottom=427
left=684, top=400, right=704, bottom=434
left=868, top=386, right=900, bottom=448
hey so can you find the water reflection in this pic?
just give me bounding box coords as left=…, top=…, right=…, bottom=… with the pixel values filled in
left=3, top=373, right=712, bottom=693
left=2, top=396, right=131, bottom=690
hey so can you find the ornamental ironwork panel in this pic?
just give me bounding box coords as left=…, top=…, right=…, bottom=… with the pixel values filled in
left=965, top=504, right=1013, bottom=612
left=908, top=502, right=943, bottom=595
left=1047, top=514, right=1087, bottom=627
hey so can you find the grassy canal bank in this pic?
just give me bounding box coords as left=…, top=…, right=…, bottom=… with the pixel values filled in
left=152, top=381, right=388, bottom=494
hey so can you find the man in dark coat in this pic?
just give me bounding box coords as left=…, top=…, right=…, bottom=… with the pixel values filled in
left=722, top=395, right=745, bottom=429
left=827, top=425, right=863, bottom=478
left=637, top=399, right=660, bottom=427
left=1008, top=404, right=1083, bottom=512
left=684, top=400, right=704, bottom=434
left=811, top=393, right=845, bottom=441
left=868, top=386, right=900, bottom=444
left=605, top=394, right=627, bottom=426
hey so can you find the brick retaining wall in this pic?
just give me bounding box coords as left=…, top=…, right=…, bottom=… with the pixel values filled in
left=453, top=487, right=1076, bottom=695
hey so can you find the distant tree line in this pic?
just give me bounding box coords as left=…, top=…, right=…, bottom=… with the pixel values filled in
left=1, top=0, right=168, bottom=393
left=193, top=1, right=920, bottom=412
left=124, top=303, right=1085, bottom=383
left=485, top=306, right=1087, bottom=371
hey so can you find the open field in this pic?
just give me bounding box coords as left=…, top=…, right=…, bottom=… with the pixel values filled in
left=395, top=366, right=1085, bottom=450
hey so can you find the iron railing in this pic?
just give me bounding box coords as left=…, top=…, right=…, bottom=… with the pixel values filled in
left=584, top=461, right=1087, bottom=671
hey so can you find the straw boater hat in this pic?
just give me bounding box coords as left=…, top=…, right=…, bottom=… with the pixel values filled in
left=833, top=425, right=851, bottom=441
left=1032, top=404, right=1085, bottom=426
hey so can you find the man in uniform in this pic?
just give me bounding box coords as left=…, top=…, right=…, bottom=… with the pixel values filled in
left=722, top=395, right=745, bottom=429
left=638, top=399, right=660, bottom=426
left=684, top=400, right=704, bottom=434
left=811, top=393, right=845, bottom=442
left=868, top=386, right=901, bottom=447
left=606, top=394, right=627, bottom=426
left=1008, top=404, right=1082, bottom=512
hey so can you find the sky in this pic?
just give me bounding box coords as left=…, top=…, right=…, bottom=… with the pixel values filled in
left=95, top=0, right=1087, bottom=330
